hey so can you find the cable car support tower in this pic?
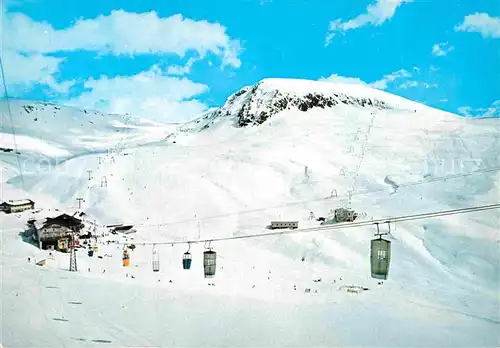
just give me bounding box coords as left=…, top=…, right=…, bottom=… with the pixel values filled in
left=69, top=233, right=78, bottom=272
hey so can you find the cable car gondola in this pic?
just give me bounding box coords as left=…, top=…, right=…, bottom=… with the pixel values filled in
left=203, top=241, right=216, bottom=278
left=152, top=244, right=160, bottom=272
left=183, top=243, right=192, bottom=270
left=122, top=247, right=130, bottom=267
left=370, top=222, right=391, bottom=280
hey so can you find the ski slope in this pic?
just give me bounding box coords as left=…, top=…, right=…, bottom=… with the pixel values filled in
left=1, top=79, right=499, bottom=347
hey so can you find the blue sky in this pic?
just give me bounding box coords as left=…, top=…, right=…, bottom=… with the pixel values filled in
left=1, top=0, right=499, bottom=121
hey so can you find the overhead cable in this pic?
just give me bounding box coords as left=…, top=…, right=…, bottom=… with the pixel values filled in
left=121, top=203, right=500, bottom=246
left=0, top=54, right=26, bottom=191
left=133, top=166, right=500, bottom=229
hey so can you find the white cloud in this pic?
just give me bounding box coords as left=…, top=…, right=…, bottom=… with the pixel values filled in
left=399, top=80, right=437, bottom=89
left=432, top=42, right=454, bottom=56
left=320, top=70, right=409, bottom=90
left=320, top=68, right=438, bottom=91
left=1, top=50, right=74, bottom=94
left=455, top=12, right=500, bottom=39
left=422, top=82, right=438, bottom=89
left=325, top=0, right=412, bottom=45
left=66, top=65, right=209, bottom=122
left=458, top=100, right=500, bottom=118
left=370, top=69, right=412, bottom=89
left=318, top=74, right=369, bottom=86
left=1, top=9, right=241, bottom=115
left=167, top=57, right=200, bottom=76
left=4, top=10, right=242, bottom=67
left=398, top=80, right=418, bottom=89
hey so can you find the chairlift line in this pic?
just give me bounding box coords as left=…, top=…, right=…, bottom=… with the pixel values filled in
left=122, top=203, right=500, bottom=246
left=68, top=163, right=500, bottom=230
left=133, top=166, right=500, bottom=230
left=347, top=112, right=376, bottom=204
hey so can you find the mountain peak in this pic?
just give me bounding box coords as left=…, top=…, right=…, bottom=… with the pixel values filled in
left=203, top=77, right=413, bottom=128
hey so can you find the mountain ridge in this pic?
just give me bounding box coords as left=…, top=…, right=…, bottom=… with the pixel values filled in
left=186, top=78, right=470, bottom=133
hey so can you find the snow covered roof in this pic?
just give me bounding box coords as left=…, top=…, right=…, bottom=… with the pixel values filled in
left=33, top=220, right=45, bottom=230
left=40, top=208, right=81, bottom=219
left=29, top=210, right=84, bottom=230
left=46, top=213, right=82, bottom=222
left=1, top=199, right=34, bottom=206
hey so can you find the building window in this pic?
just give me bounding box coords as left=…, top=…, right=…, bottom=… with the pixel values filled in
left=377, top=249, right=387, bottom=259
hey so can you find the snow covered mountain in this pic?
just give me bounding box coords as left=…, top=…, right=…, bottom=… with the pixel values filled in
left=1, top=79, right=499, bottom=347
left=0, top=99, right=179, bottom=184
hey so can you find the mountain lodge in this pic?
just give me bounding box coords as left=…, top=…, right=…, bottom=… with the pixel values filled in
left=33, top=213, right=84, bottom=250
left=0, top=199, right=35, bottom=214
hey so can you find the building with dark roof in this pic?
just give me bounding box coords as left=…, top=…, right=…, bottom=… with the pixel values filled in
left=33, top=213, right=84, bottom=250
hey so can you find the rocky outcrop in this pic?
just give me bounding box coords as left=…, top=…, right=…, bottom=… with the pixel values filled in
left=236, top=88, right=390, bottom=127
left=185, top=80, right=392, bottom=131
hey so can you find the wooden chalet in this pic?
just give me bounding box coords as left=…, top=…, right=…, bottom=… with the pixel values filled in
left=0, top=199, right=35, bottom=214
left=34, top=213, right=84, bottom=250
